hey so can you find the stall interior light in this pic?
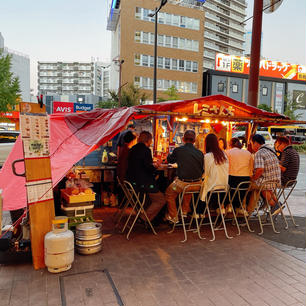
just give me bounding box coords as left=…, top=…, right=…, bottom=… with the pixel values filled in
left=221, top=121, right=227, bottom=126
left=205, top=119, right=210, bottom=123
left=176, top=117, right=188, bottom=122
left=200, top=120, right=205, bottom=123
left=214, top=120, right=219, bottom=123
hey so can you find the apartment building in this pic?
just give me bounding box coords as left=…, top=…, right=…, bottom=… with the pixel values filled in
left=0, top=32, right=30, bottom=101
left=107, top=0, right=205, bottom=101
left=37, top=61, right=110, bottom=97
left=202, top=0, right=247, bottom=70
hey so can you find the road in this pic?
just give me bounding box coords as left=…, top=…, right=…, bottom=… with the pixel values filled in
left=296, top=153, right=306, bottom=192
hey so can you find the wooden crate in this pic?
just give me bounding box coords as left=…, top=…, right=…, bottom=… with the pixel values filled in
left=61, top=190, right=95, bottom=203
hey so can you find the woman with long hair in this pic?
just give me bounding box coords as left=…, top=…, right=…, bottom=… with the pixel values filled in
left=200, top=133, right=229, bottom=211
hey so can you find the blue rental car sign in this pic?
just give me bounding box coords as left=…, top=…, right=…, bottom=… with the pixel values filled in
left=74, top=103, right=94, bottom=112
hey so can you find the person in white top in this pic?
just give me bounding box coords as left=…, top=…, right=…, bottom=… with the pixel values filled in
left=199, top=134, right=229, bottom=212
left=226, top=137, right=253, bottom=212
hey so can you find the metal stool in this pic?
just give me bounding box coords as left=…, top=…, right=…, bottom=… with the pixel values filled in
left=198, top=185, right=231, bottom=241
left=168, top=183, right=202, bottom=243
left=276, top=179, right=298, bottom=228
left=229, top=181, right=254, bottom=233
left=121, top=180, right=157, bottom=240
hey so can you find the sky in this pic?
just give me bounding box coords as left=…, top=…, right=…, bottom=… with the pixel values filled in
left=0, top=0, right=305, bottom=94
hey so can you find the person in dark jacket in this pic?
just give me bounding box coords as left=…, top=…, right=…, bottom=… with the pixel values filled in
left=165, top=130, right=204, bottom=223
left=117, top=131, right=136, bottom=183
left=274, top=136, right=300, bottom=187
left=126, top=131, right=166, bottom=221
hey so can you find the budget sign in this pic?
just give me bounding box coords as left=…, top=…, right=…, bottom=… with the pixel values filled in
left=74, top=103, right=94, bottom=112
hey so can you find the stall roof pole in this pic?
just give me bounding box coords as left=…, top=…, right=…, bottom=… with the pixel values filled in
left=247, top=0, right=263, bottom=108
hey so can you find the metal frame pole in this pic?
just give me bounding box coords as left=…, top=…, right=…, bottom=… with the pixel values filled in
left=153, top=9, right=158, bottom=104
left=247, top=0, right=263, bottom=107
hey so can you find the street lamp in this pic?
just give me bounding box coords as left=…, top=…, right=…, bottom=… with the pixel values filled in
left=113, top=59, right=124, bottom=107
left=148, top=0, right=168, bottom=104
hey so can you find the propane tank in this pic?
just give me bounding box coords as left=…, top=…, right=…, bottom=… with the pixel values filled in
left=44, top=216, right=74, bottom=273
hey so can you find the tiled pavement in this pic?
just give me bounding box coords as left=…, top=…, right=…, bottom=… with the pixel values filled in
left=0, top=223, right=306, bottom=306
left=1, top=191, right=305, bottom=306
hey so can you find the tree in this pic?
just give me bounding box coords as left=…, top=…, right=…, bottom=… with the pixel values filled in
left=257, top=103, right=273, bottom=112
left=97, top=83, right=148, bottom=108
left=158, top=85, right=180, bottom=102
left=283, top=94, right=302, bottom=120
left=0, top=49, right=21, bottom=112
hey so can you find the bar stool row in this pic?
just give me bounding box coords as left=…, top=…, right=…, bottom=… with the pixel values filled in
left=115, top=177, right=298, bottom=241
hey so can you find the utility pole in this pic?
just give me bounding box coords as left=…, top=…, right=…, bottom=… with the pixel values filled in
left=247, top=0, right=263, bottom=107
left=117, top=59, right=124, bottom=107
left=148, top=0, right=168, bottom=104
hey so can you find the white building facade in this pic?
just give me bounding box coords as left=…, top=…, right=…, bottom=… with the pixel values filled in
left=38, top=61, right=110, bottom=98
left=0, top=32, right=31, bottom=102
left=202, top=0, right=247, bottom=70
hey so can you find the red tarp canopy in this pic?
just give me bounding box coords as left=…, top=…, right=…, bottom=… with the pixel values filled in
left=0, top=95, right=290, bottom=211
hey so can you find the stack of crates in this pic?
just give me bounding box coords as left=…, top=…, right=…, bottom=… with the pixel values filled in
left=61, top=189, right=96, bottom=228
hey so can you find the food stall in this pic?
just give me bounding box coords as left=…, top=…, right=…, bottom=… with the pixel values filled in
left=1, top=94, right=306, bottom=269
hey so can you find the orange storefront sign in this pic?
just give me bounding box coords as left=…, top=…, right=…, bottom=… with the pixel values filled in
left=216, top=53, right=306, bottom=81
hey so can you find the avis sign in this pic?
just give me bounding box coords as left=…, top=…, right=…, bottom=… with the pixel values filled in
left=53, top=102, right=74, bottom=113
left=53, top=102, right=94, bottom=113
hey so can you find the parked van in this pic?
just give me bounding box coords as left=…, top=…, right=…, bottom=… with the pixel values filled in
left=0, top=130, right=19, bottom=167
left=232, top=131, right=274, bottom=147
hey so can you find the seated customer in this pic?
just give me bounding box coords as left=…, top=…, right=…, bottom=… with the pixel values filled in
left=247, top=134, right=282, bottom=215
left=117, top=131, right=136, bottom=183
left=226, top=137, right=253, bottom=212
left=274, top=136, right=300, bottom=187
left=165, top=130, right=204, bottom=222
left=200, top=133, right=229, bottom=212
left=126, top=131, right=166, bottom=221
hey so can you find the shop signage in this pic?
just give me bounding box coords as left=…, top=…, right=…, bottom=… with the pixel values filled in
left=215, top=53, right=306, bottom=81
left=193, top=102, right=235, bottom=116
left=53, top=102, right=93, bottom=113
left=53, top=102, right=74, bottom=113
left=0, top=111, right=19, bottom=119
left=293, top=90, right=306, bottom=109
left=74, top=103, right=93, bottom=112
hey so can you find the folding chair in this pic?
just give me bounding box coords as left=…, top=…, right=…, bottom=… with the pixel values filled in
left=229, top=181, right=254, bottom=233
left=114, top=177, right=131, bottom=227
left=251, top=181, right=283, bottom=235
left=276, top=179, right=298, bottom=228
left=198, top=185, right=231, bottom=241
left=168, top=183, right=202, bottom=243
left=121, top=180, right=157, bottom=240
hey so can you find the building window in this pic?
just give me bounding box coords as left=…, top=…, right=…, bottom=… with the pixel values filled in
left=165, top=58, right=170, bottom=69
left=179, top=60, right=185, bottom=71
left=142, top=55, right=148, bottom=67
left=217, top=82, right=225, bottom=92
left=180, top=16, right=186, bottom=28
left=158, top=57, right=163, bottom=69
left=173, top=37, right=178, bottom=48
left=165, top=36, right=171, bottom=47
left=135, top=7, right=141, bottom=19
left=157, top=35, right=164, bottom=46
left=135, top=31, right=141, bottom=42
left=135, top=54, right=198, bottom=73
left=134, top=54, right=141, bottom=66
left=143, top=32, right=149, bottom=44
left=232, top=84, right=238, bottom=93
left=172, top=59, right=178, bottom=70
left=262, top=86, right=268, bottom=96
left=135, top=76, right=197, bottom=94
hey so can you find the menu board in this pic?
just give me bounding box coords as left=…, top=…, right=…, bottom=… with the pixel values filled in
left=20, top=114, right=50, bottom=158
left=26, top=179, right=53, bottom=204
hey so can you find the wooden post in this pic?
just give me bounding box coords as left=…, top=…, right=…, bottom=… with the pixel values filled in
left=19, top=102, right=55, bottom=270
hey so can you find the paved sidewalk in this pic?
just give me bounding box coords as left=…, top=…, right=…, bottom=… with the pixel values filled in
left=0, top=227, right=306, bottom=306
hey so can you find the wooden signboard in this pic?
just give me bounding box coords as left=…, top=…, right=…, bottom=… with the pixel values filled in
left=19, top=102, right=55, bottom=270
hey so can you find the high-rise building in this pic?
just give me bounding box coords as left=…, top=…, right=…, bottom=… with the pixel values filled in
left=0, top=32, right=31, bottom=101
left=106, top=0, right=246, bottom=101
left=107, top=0, right=205, bottom=101
left=37, top=61, right=110, bottom=98
left=202, top=0, right=247, bottom=69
